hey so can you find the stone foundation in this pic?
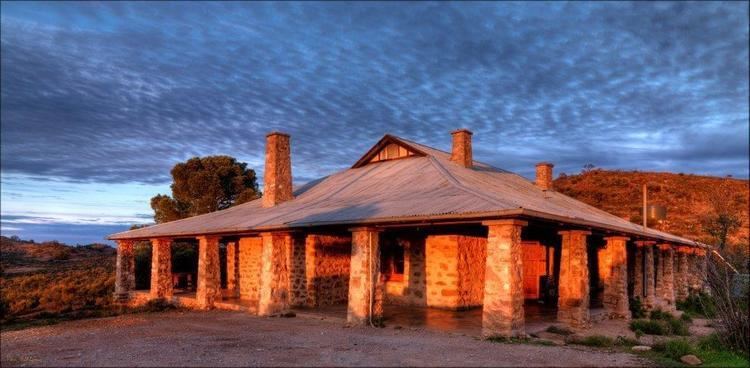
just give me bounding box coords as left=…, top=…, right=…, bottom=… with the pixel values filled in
left=557, top=230, right=591, bottom=328
left=150, top=238, right=173, bottom=300
left=481, top=220, right=526, bottom=338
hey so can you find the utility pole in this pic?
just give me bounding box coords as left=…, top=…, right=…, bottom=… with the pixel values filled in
left=643, top=183, right=647, bottom=229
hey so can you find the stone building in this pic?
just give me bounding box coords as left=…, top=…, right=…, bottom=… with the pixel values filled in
left=110, top=130, right=709, bottom=338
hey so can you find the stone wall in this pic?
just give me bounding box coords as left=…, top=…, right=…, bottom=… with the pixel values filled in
left=305, top=234, right=351, bottom=307
left=258, top=232, right=294, bottom=316
left=238, top=236, right=263, bottom=302
left=424, top=234, right=486, bottom=309
left=196, top=236, right=221, bottom=309
left=600, top=237, right=630, bottom=319
left=384, top=234, right=427, bottom=306
left=347, top=228, right=382, bottom=324
left=150, top=238, right=173, bottom=299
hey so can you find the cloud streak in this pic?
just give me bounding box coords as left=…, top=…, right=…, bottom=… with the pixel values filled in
left=0, top=2, right=748, bottom=243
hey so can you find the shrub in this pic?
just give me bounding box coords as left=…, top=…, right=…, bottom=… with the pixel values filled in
left=667, top=318, right=690, bottom=336
left=630, top=319, right=669, bottom=335
left=677, top=290, right=716, bottom=318
left=680, top=312, right=693, bottom=323
left=664, top=339, right=693, bottom=360
left=615, top=336, right=640, bottom=347
left=649, top=309, right=674, bottom=320
left=546, top=325, right=574, bottom=336
left=705, top=256, right=749, bottom=355
left=576, top=335, right=614, bottom=347
left=629, top=297, right=646, bottom=318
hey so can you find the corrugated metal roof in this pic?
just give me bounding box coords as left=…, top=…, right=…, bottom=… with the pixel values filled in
left=109, top=135, right=705, bottom=247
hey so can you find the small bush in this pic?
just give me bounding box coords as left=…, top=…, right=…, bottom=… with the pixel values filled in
left=680, top=312, right=693, bottom=323
left=677, top=291, right=716, bottom=318
left=576, top=335, right=614, bottom=347
left=546, top=325, right=574, bottom=336
left=629, top=297, right=647, bottom=318
left=615, top=336, right=640, bottom=347
left=698, top=333, right=724, bottom=351
left=649, top=309, right=674, bottom=320
left=630, top=319, right=669, bottom=335
left=664, top=339, right=692, bottom=360
left=667, top=318, right=690, bottom=336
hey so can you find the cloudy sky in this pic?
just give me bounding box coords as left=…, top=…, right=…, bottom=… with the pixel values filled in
left=1, top=2, right=748, bottom=245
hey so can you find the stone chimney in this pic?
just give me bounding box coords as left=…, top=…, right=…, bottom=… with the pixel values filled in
left=535, top=162, right=554, bottom=191
left=450, top=129, right=473, bottom=168
left=262, top=132, right=293, bottom=208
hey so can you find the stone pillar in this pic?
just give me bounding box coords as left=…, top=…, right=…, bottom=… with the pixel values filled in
left=557, top=230, right=591, bottom=328
left=258, top=232, right=294, bottom=316
left=637, top=241, right=657, bottom=310
left=114, top=240, right=136, bottom=302
left=633, top=246, right=644, bottom=300
left=150, top=238, right=173, bottom=300
left=601, top=236, right=630, bottom=319
left=289, top=233, right=307, bottom=308
left=481, top=220, right=527, bottom=338
left=305, top=235, right=319, bottom=307
left=675, top=248, right=690, bottom=302
left=687, top=250, right=700, bottom=293
left=346, top=227, right=382, bottom=325
left=226, top=240, right=239, bottom=298
left=659, top=244, right=676, bottom=311
left=197, top=236, right=221, bottom=309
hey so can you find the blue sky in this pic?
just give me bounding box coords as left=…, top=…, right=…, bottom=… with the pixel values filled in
left=1, top=2, right=748, bottom=245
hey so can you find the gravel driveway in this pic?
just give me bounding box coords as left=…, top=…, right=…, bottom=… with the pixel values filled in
left=1, top=311, right=649, bottom=367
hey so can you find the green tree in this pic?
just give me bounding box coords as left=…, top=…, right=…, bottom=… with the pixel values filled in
left=701, top=181, right=743, bottom=250
left=150, top=156, right=260, bottom=223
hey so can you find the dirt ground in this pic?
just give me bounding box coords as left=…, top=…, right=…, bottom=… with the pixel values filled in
left=1, top=310, right=650, bottom=367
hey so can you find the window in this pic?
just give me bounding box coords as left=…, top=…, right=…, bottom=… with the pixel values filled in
left=381, top=240, right=405, bottom=282
left=369, top=143, right=415, bottom=163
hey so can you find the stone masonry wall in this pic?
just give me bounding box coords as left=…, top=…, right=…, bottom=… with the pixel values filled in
left=633, top=247, right=643, bottom=300
left=115, top=240, right=136, bottom=301
left=305, top=234, right=351, bottom=307
left=347, top=228, right=382, bottom=325
left=384, top=234, right=426, bottom=306
left=659, top=245, right=676, bottom=311
left=258, top=232, right=293, bottom=316
left=238, top=236, right=263, bottom=302
left=457, top=235, right=487, bottom=308
left=675, top=249, right=689, bottom=302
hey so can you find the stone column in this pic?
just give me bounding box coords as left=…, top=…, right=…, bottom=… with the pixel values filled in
left=601, top=236, right=630, bottom=319
left=305, top=235, right=319, bottom=307
left=675, top=248, right=690, bottom=302
left=226, top=240, right=240, bottom=298
left=687, top=250, right=699, bottom=293
left=557, top=230, right=591, bottom=328
left=114, top=239, right=136, bottom=302
left=659, top=244, right=676, bottom=311
left=258, top=232, right=294, bottom=316
left=481, top=220, right=527, bottom=338
left=346, top=227, right=382, bottom=325
left=633, top=246, right=644, bottom=300
left=637, top=241, right=657, bottom=310
left=197, top=236, right=221, bottom=309
left=150, top=238, right=173, bottom=300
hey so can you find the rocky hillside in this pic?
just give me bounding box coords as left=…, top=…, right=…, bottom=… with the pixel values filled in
left=0, top=236, right=115, bottom=275
left=554, top=170, right=749, bottom=246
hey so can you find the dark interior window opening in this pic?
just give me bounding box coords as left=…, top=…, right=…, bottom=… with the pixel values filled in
left=381, top=240, right=405, bottom=282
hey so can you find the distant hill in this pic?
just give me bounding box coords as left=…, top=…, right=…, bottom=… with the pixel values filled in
left=554, top=170, right=749, bottom=246
left=0, top=236, right=115, bottom=275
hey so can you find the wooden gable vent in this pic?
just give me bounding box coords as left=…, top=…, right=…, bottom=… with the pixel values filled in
left=352, top=134, right=426, bottom=168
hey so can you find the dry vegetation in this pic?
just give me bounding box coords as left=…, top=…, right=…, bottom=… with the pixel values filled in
left=554, top=169, right=749, bottom=245
left=0, top=236, right=117, bottom=328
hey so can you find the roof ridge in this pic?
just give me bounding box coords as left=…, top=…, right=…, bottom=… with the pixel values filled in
left=426, top=156, right=513, bottom=209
